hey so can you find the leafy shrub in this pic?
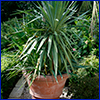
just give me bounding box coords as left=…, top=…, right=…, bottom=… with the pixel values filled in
left=1, top=18, right=15, bottom=49
left=1, top=8, right=44, bottom=52
left=68, top=75, right=99, bottom=99
left=1, top=90, right=3, bottom=99
left=71, top=16, right=91, bottom=56
left=1, top=52, right=22, bottom=99
left=1, top=17, right=26, bottom=50
left=71, top=15, right=99, bottom=57
left=68, top=49, right=99, bottom=99
left=1, top=52, right=16, bottom=71
left=79, top=49, right=99, bottom=77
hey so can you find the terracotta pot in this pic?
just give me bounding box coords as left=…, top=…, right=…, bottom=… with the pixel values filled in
left=26, top=74, right=69, bottom=99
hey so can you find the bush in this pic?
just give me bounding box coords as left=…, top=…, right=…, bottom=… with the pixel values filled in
left=79, top=49, right=99, bottom=77
left=1, top=8, right=43, bottom=52
left=1, top=52, right=16, bottom=71
left=1, top=18, right=15, bottom=49
left=71, top=15, right=99, bottom=57
left=68, top=49, right=99, bottom=99
left=1, top=51, right=22, bottom=99
left=1, top=17, right=25, bottom=50
left=68, top=75, right=99, bottom=99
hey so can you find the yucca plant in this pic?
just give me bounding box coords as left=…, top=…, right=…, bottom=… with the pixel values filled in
left=8, top=1, right=88, bottom=83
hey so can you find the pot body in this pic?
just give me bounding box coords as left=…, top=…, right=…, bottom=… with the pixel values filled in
left=26, top=74, right=69, bottom=99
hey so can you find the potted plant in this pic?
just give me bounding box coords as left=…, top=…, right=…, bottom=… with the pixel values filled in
left=8, top=1, right=88, bottom=99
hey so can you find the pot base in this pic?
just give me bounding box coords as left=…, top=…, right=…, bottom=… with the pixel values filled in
left=31, top=95, right=59, bottom=99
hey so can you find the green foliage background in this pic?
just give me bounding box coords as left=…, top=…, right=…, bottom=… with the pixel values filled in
left=1, top=1, right=99, bottom=99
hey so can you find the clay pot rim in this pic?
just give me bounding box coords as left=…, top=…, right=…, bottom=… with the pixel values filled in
left=22, top=70, right=71, bottom=82
left=36, top=73, right=69, bottom=78
left=32, top=73, right=70, bottom=82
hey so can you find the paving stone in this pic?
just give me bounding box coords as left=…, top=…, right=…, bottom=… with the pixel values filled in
left=8, top=76, right=26, bottom=99
left=15, top=76, right=25, bottom=87
left=9, top=76, right=25, bottom=98
left=8, top=98, right=21, bottom=99
left=9, top=86, right=25, bottom=98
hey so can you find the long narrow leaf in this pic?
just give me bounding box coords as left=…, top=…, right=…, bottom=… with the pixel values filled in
left=25, top=16, right=42, bottom=26
left=59, top=48, right=69, bottom=75
left=12, top=39, right=23, bottom=51
left=36, top=37, right=47, bottom=53
left=20, top=39, right=35, bottom=57
left=51, top=70, right=58, bottom=83
left=59, top=38, right=74, bottom=71
left=52, top=39, right=58, bottom=76
left=47, top=35, right=53, bottom=59
left=27, top=40, right=37, bottom=54
left=60, top=31, right=72, bottom=48
left=38, top=49, right=45, bottom=76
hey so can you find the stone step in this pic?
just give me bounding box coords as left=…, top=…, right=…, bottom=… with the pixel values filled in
left=15, top=76, right=25, bottom=87
left=8, top=76, right=26, bottom=99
